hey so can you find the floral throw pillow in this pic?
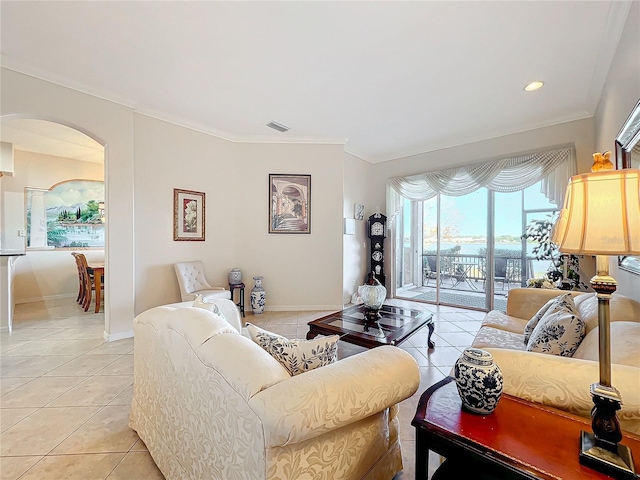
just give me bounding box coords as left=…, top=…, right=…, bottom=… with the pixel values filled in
left=246, top=323, right=338, bottom=376
left=523, top=298, right=556, bottom=344
left=192, top=294, right=227, bottom=322
left=526, top=293, right=586, bottom=357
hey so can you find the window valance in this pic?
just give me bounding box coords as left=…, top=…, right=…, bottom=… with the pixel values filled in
left=387, top=145, right=576, bottom=222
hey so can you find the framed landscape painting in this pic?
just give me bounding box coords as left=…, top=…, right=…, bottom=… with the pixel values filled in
left=269, top=174, right=311, bottom=234
left=174, top=188, right=205, bottom=241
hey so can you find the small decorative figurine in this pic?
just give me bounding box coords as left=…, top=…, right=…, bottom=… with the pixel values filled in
left=591, top=151, right=614, bottom=172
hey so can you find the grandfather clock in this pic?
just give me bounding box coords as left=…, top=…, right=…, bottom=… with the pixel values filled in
left=367, top=212, right=387, bottom=286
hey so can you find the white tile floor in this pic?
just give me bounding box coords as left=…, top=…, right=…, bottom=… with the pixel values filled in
left=1, top=297, right=480, bottom=480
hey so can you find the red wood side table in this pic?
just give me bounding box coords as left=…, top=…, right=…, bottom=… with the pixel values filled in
left=412, top=377, right=640, bottom=479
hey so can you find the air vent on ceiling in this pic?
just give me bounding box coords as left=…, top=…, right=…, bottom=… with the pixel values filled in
left=266, top=121, right=290, bottom=133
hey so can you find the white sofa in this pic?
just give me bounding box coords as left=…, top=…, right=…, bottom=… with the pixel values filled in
left=129, top=299, right=420, bottom=480
left=471, top=288, right=640, bottom=435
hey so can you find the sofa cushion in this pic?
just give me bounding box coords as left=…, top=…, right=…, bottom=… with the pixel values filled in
left=471, top=326, right=526, bottom=351
left=526, top=294, right=585, bottom=357
left=573, top=322, right=640, bottom=367
left=193, top=294, right=227, bottom=321
left=246, top=324, right=339, bottom=376
left=523, top=298, right=556, bottom=345
left=575, top=293, right=640, bottom=333
left=481, top=310, right=529, bottom=334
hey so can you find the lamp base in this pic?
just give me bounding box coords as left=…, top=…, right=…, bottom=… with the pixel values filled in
left=580, top=431, right=637, bottom=479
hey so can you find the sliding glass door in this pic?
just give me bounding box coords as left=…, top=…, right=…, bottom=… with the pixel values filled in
left=396, top=198, right=421, bottom=291
left=437, top=189, right=488, bottom=308
left=395, top=180, right=557, bottom=311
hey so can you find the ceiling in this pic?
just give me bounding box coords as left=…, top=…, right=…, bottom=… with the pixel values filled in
left=0, top=1, right=632, bottom=163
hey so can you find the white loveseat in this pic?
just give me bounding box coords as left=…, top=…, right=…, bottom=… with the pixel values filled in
left=471, top=288, right=640, bottom=434
left=130, top=299, right=420, bottom=480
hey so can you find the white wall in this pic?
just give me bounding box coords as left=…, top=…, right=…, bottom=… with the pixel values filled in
left=233, top=142, right=345, bottom=311
left=343, top=152, right=375, bottom=303
left=2, top=68, right=346, bottom=328
left=594, top=1, right=640, bottom=301
left=2, top=68, right=135, bottom=339
left=0, top=150, right=104, bottom=301
left=133, top=115, right=345, bottom=313
left=133, top=114, right=238, bottom=313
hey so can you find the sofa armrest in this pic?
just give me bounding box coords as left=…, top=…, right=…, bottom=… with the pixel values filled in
left=486, top=348, right=640, bottom=435
left=248, top=345, right=420, bottom=447
left=206, top=298, right=243, bottom=331
left=505, top=288, right=579, bottom=320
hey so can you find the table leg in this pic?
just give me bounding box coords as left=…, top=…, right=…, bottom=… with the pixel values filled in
left=306, top=329, right=318, bottom=340
left=94, top=270, right=102, bottom=313
left=427, top=321, right=435, bottom=349
left=415, top=428, right=429, bottom=480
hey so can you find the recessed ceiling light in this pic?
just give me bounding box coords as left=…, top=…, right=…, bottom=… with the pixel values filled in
left=524, top=81, right=544, bottom=92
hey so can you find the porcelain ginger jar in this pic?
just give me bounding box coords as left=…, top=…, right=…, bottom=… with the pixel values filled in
left=454, top=347, right=503, bottom=415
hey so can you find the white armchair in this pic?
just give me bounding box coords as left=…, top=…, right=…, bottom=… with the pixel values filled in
left=173, top=261, right=231, bottom=302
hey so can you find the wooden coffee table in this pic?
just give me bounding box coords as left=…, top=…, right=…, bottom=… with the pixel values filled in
left=306, top=303, right=434, bottom=349
left=413, top=377, right=640, bottom=480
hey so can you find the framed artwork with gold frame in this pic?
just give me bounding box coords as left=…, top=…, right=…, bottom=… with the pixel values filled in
left=173, top=188, right=205, bottom=241
left=269, top=174, right=311, bottom=234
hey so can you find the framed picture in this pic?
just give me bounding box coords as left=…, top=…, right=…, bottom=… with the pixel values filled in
left=354, top=203, right=365, bottom=220
left=173, top=188, right=205, bottom=241
left=269, top=174, right=311, bottom=234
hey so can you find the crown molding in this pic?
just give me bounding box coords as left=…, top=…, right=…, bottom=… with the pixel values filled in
left=370, top=111, right=594, bottom=165
left=1, top=60, right=349, bottom=148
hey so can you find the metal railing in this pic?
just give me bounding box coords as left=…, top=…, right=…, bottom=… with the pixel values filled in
left=422, top=253, right=533, bottom=289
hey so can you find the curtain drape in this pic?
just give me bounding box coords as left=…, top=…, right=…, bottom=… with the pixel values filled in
left=386, top=145, right=577, bottom=223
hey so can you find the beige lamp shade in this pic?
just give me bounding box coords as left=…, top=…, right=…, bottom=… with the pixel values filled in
left=552, top=169, right=640, bottom=256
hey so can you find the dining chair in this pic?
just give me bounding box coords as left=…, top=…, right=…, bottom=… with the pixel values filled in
left=75, top=253, right=104, bottom=312
left=71, top=252, right=85, bottom=304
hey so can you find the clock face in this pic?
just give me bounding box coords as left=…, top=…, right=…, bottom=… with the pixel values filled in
left=372, top=251, right=383, bottom=262
left=371, top=222, right=384, bottom=236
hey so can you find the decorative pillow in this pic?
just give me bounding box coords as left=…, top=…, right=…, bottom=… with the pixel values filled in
left=523, top=298, right=556, bottom=344
left=245, top=323, right=339, bottom=376
left=526, top=294, right=585, bottom=357
left=193, top=294, right=227, bottom=321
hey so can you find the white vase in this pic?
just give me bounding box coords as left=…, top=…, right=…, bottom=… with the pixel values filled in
left=250, top=276, right=265, bottom=314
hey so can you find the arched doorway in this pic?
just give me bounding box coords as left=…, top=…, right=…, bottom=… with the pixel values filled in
left=0, top=117, right=108, bottom=330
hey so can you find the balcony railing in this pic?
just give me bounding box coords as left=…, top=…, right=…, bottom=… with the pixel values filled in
left=422, top=253, right=533, bottom=290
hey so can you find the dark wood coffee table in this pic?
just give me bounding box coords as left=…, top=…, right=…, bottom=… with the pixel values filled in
left=413, top=377, right=640, bottom=480
left=306, top=304, right=434, bottom=349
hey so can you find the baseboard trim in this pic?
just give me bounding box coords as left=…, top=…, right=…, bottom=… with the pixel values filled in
left=263, top=305, right=343, bottom=312
left=103, top=330, right=134, bottom=342
left=15, top=293, right=76, bottom=304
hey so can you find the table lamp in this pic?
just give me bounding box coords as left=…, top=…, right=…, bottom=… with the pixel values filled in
left=552, top=167, right=640, bottom=479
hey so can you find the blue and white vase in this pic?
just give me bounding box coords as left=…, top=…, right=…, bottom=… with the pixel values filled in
left=250, top=276, right=266, bottom=314
left=454, top=348, right=503, bottom=415
left=228, top=268, right=242, bottom=285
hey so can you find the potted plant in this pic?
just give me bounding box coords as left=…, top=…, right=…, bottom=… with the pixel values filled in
left=522, top=215, right=588, bottom=291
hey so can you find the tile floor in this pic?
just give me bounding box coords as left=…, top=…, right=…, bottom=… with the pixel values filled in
left=1, top=297, right=481, bottom=480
